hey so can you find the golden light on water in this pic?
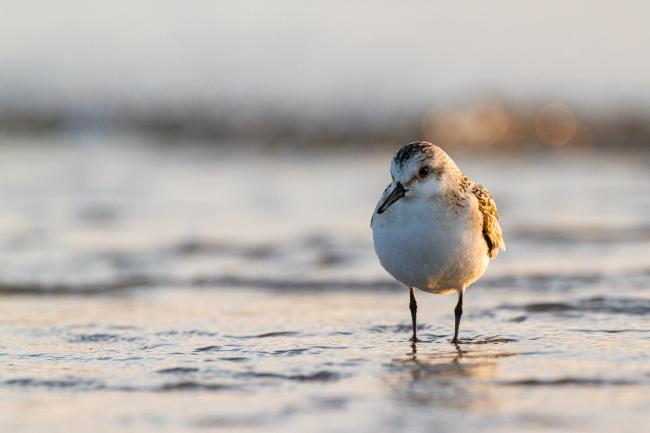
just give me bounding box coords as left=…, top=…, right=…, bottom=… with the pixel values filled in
left=535, top=103, right=577, bottom=146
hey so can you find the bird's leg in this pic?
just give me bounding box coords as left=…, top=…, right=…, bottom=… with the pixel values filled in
left=409, top=287, right=420, bottom=342
left=452, top=291, right=463, bottom=344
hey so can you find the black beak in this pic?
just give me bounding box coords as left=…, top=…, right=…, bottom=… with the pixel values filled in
left=377, top=182, right=408, bottom=214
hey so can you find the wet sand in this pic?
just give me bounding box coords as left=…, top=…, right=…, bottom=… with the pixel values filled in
left=2, top=286, right=650, bottom=433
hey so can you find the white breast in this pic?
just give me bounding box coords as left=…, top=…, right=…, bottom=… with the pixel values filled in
left=371, top=195, right=489, bottom=294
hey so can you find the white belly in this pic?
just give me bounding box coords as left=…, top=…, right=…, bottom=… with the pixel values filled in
left=372, top=197, right=489, bottom=294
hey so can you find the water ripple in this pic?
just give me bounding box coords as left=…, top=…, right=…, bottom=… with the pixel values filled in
left=501, top=297, right=650, bottom=316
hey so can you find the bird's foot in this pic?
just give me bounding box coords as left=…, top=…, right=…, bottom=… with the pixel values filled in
left=451, top=337, right=461, bottom=345
left=409, top=335, right=422, bottom=343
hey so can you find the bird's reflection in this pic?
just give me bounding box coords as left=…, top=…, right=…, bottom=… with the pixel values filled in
left=385, top=339, right=517, bottom=409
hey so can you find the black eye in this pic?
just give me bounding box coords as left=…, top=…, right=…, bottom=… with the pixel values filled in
left=418, top=166, right=430, bottom=178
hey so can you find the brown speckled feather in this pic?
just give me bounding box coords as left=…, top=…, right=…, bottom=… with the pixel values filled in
left=470, top=181, right=505, bottom=258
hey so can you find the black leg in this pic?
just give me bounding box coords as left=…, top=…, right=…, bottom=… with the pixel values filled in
left=452, top=291, right=463, bottom=344
left=409, top=287, right=420, bottom=342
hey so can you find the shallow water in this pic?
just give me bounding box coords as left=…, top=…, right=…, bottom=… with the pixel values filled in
left=1, top=135, right=650, bottom=432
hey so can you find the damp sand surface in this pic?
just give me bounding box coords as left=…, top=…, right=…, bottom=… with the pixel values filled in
left=1, top=136, right=650, bottom=432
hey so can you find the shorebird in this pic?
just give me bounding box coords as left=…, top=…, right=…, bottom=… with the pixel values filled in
left=371, top=141, right=505, bottom=344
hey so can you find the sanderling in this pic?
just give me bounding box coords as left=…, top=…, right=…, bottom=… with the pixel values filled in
left=371, top=141, right=505, bottom=344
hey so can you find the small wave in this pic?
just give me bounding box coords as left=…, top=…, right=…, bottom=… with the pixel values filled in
left=520, top=302, right=574, bottom=313
left=480, top=269, right=650, bottom=292
left=509, top=223, right=650, bottom=244
left=220, top=356, right=248, bottom=362
left=569, top=328, right=650, bottom=334
left=272, top=348, right=309, bottom=356
left=309, top=345, right=348, bottom=350
left=4, top=377, right=105, bottom=390
left=0, top=276, right=157, bottom=295
left=107, top=325, right=140, bottom=330
left=2, top=268, right=649, bottom=295
left=500, top=377, right=637, bottom=387
left=0, top=276, right=401, bottom=295
left=462, top=336, right=518, bottom=345
left=194, top=345, right=221, bottom=352
left=501, top=296, right=650, bottom=316
left=67, top=333, right=143, bottom=343
left=68, top=333, right=120, bottom=343
left=369, top=324, right=430, bottom=334
left=157, top=367, right=200, bottom=375
left=156, top=329, right=218, bottom=337
left=140, top=343, right=174, bottom=350
left=158, top=381, right=231, bottom=391
left=189, top=276, right=400, bottom=291
left=168, top=239, right=276, bottom=260
left=2, top=377, right=237, bottom=393
left=239, top=370, right=341, bottom=382
left=194, top=415, right=269, bottom=428
left=227, top=331, right=301, bottom=339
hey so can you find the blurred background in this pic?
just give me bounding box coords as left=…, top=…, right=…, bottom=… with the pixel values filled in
left=2, top=2, right=650, bottom=433
left=2, top=0, right=650, bottom=151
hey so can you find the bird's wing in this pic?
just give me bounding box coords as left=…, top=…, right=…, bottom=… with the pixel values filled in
left=471, top=182, right=505, bottom=258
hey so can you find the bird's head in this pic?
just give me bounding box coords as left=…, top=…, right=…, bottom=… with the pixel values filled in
left=377, top=141, right=460, bottom=214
